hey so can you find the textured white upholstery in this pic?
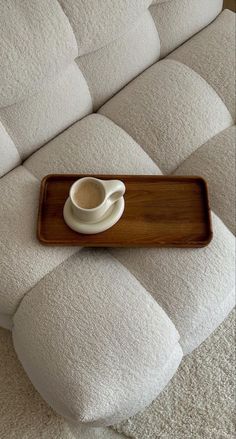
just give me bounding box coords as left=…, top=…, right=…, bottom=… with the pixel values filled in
left=0, top=167, right=76, bottom=315
left=0, top=0, right=78, bottom=107
left=99, top=59, right=233, bottom=173
left=0, top=326, right=76, bottom=439
left=24, top=114, right=161, bottom=178
left=150, top=0, right=223, bottom=58
left=57, top=0, right=153, bottom=55
left=111, top=213, right=235, bottom=354
left=0, top=64, right=92, bottom=158
left=168, top=9, right=236, bottom=119
left=174, top=126, right=236, bottom=235
left=0, top=0, right=235, bottom=430
left=13, top=250, right=182, bottom=425
left=0, top=122, right=20, bottom=177
left=77, top=11, right=160, bottom=110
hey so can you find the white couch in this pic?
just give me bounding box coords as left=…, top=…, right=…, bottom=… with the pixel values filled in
left=0, top=0, right=235, bottom=429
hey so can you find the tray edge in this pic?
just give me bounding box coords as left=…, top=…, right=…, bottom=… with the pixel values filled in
left=37, top=174, right=213, bottom=247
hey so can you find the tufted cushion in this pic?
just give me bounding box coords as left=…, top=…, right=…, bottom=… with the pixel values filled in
left=0, top=64, right=92, bottom=159
left=13, top=250, right=182, bottom=425
left=0, top=0, right=78, bottom=107
left=99, top=58, right=233, bottom=173
left=24, top=114, right=161, bottom=178
left=168, top=9, right=236, bottom=119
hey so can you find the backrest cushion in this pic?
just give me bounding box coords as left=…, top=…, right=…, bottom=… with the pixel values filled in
left=0, top=0, right=223, bottom=174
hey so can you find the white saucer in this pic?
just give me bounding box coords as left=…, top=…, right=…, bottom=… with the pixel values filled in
left=63, top=197, right=125, bottom=234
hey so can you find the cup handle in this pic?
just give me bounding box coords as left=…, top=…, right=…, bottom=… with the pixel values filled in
left=103, top=180, right=126, bottom=206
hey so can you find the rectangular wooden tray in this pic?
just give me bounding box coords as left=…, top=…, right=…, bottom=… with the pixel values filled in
left=37, top=174, right=212, bottom=247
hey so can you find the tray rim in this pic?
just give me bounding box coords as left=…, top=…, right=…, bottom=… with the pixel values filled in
left=37, top=174, right=213, bottom=247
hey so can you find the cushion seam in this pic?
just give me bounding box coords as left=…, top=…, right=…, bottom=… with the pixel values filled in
left=109, top=249, right=181, bottom=341
left=9, top=165, right=80, bottom=323
left=59, top=3, right=154, bottom=57
left=166, top=57, right=235, bottom=120
left=99, top=58, right=234, bottom=173
left=182, top=289, right=235, bottom=352
left=171, top=123, right=236, bottom=175
left=109, top=209, right=235, bottom=351
left=150, top=3, right=223, bottom=60
left=11, top=251, right=81, bottom=327
left=23, top=113, right=163, bottom=177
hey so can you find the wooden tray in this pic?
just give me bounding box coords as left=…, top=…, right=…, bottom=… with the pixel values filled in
left=37, top=174, right=212, bottom=247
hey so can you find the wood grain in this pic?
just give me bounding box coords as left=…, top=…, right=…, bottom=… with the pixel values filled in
left=37, top=175, right=212, bottom=247
left=224, top=0, right=236, bottom=12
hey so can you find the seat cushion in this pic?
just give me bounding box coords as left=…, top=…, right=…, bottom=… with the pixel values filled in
left=13, top=250, right=182, bottom=426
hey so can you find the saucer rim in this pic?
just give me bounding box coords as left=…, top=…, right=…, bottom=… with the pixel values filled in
left=63, top=197, right=125, bottom=234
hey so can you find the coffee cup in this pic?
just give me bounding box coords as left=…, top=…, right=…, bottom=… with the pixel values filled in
left=69, top=177, right=126, bottom=224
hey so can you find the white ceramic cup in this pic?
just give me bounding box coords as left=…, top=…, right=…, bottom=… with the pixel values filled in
left=69, top=177, right=125, bottom=223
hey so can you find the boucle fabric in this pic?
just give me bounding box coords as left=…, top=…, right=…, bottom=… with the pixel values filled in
left=77, top=11, right=160, bottom=110
left=58, top=0, right=158, bottom=55
left=0, top=0, right=235, bottom=430
left=174, top=126, right=236, bottom=235
left=0, top=63, right=92, bottom=158
left=168, top=9, right=236, bottom=119
left=0, top=321, right=123, bottom=439
left=112, top=213, right=235, bottom=354
left=24, top=114, right=161, bottom=178
left=0, top=0, right=223, bottom=172
left=150, top=0, right=223, bottom=58
left=115, top=309, right=236, bottom=439
left=0, top=121, right=20, bottom=177
left=0, top=311, right=234, bottom=439
left=0, top=0, right=78, bottom=107
left=0, top=166, right=76, bottom=317
left=99, top=59, right=233, bottom=174
left=13, top=250, right=182, bottom=425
